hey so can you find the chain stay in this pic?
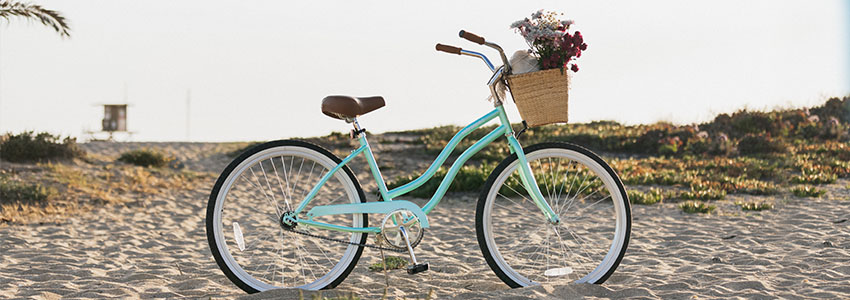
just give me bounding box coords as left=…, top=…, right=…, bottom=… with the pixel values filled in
left=281, top=225, right=407, bottom=253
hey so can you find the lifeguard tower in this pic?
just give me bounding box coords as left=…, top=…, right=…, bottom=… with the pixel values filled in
left=87, top=104, right=134, bottom=141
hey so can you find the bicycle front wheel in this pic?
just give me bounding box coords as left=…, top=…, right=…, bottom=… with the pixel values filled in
left=476, top=142, right=630, bottom=287
left=206, top=140, right=367, bottom=293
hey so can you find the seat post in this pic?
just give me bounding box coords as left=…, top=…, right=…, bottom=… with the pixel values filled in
left=351, top=117, right=362, bottom=131
left=348, top=117, right=366, bottom=139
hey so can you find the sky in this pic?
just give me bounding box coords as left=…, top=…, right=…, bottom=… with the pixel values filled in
left=1, top=0, right=848, bottom=142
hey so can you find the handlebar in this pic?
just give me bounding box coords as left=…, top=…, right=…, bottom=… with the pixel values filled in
left=436, top=30, right=511, bottom=74
left=459, top=30, right=485, bottom=44
left=435, top=43, right=462, bottom=55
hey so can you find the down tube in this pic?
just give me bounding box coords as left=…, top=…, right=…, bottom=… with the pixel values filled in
left=421, top=125, right=509, bottom=214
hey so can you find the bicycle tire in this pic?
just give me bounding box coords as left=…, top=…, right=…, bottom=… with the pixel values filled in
left=475, top=142, right=631, bottom=287
left=206, top=140, right=368, bottom=293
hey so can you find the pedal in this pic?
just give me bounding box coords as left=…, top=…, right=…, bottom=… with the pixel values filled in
left=407, top=262, right=429, bottom=275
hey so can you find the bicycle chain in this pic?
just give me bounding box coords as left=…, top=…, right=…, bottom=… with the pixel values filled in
left=280, top=226, right=408, bottom=253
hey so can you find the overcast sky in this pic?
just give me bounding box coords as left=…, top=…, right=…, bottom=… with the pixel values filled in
left=1, top=1, right=848, bottom=141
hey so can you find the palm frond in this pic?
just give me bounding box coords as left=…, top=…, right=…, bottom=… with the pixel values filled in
left=0, top=1, right=70, bottom=37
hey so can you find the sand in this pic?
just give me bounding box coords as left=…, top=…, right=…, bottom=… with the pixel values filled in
left=1, top=141, right=849, bottom=299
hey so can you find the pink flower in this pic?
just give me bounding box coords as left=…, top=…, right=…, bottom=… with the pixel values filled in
left=571, top=64, right=579, bottom=72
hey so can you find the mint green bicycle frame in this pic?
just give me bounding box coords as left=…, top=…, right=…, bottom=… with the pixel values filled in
left=284, top=104, right=560, bottom=234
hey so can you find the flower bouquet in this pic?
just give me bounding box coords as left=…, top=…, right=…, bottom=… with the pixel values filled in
left=506, top=10, right=587, bottom=127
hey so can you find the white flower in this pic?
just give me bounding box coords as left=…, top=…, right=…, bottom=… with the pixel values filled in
left=510, top=20, right=526, bottom=29
left=531, top=9, right=543, bottom=19
left=808, top=115, right=820, bottom=123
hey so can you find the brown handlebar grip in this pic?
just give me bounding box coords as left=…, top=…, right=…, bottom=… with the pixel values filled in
left=459, top=30, right=485, bottom=44
left=436, top=43, right=462, bottom=54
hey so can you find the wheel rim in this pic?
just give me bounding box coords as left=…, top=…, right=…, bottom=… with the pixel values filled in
left=211, top=146, right=365, bottom=291
left=482, top=148, right=628, bottom=286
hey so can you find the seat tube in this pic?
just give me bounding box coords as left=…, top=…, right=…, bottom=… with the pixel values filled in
left=359, top=134, right=392, bottom=201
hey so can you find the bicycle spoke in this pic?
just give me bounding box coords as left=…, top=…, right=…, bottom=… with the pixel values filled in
left=248, top=167, right=282, bottom=218
left=259, top=160, right=283, bottom=213
left=211, top=144, right=366, bottom=291
left=271, top=156, right=292, bottom=211
left=480, top=146, right=628, bottom=287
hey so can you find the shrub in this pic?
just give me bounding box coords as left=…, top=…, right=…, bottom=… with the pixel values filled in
left=117, top=148, right=173, bottom=168
left=387, top=164, right=493, bottom=198
left=679, top=188, right=726, bottom=200
left=628, top=188, right=663, bottom=205
left=791, top=186, right=825, bottom=198
left=368, top=256, right=408, bottom=271
left=0, top=177, right=55, bottom=203
left=737, top=134, right=788, bottom=155
left=736, top=201, right=773, bottom=211
left=692, top=176, right=780, bottom=195
left=622, top=169, right=694, bottom=186
left=684, top=138, right=710, bottom=155
left=794, top=122, right=822, bottom=139
left=708, top=132, right=735, bottom=156
left=810, top=97, right=850, bottom=123
left=0, top=131, right=85, bottom=162
left=791, top=171, right=837, bottom=185
left=680, top=201, right=716, bottom=214
left=657, top=136, right=681, bottom=156
left=634, top=127, right=671, bottom=154
left=730, top=110, right=777, bottom=137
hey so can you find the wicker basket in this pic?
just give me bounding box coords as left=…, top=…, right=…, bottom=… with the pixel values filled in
left=507, top=68, right=569, bottom=127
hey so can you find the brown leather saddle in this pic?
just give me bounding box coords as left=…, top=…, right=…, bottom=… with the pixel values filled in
left=321, top=95, right=385, bottom=120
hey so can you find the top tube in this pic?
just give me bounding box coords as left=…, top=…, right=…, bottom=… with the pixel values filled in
left=386, top=108, right=502, bottom=199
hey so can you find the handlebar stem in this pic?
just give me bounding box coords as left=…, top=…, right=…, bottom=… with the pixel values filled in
left=482, top=41, right=511, bottom=75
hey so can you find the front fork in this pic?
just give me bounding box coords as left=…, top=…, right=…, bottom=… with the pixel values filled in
left=506, top=134, right=561, bottom=224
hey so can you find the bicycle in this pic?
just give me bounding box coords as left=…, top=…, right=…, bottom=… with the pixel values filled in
left=206, top=30, right=631, bottom=293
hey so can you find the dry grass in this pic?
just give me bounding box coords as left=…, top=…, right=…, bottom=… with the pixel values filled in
left=0, top=158, right=212, bottom=224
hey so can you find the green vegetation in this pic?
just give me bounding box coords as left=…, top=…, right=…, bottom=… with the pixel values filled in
left=387, top=164, right=494, bottom=198
left=117, top=148, right=173, bottom=168
left=791, top=171, right=837, bottom=185
left=736, top=201, right=773, bottom=211
left=680, top=201, right=716, bottom=214
left=736, top=134, right=789, bottom=155
left=679, top=188, right=727, bottom=201
left=791, top=186, right=826, bottom=198
left=383, top=96, right=849, bottom=203
left=0, top=176, right=55, bottom=203
left=297, top=290, right=361, bottom=300
left=0, top=131, right=85, bottom=162
left=368, top=255, right=408, bottom=272
left=628, top=188, right=663, bottom=205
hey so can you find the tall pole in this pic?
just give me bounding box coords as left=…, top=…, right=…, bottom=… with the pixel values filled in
left=186, top=89, right=191, bottom=141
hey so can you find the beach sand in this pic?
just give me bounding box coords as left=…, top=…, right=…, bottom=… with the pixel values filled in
left=1, top=141, right=849, bottom=299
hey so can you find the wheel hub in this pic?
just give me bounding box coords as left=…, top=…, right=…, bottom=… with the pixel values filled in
left=279, top=211, right=297, bottom=230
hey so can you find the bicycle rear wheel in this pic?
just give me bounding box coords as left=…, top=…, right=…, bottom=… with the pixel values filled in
left=476, top=142, right=630, bottom=287
left=206, top=140, right=367, bottom=293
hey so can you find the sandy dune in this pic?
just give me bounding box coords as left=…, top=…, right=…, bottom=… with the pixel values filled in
left=1, top=141, right=849, bottom=299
